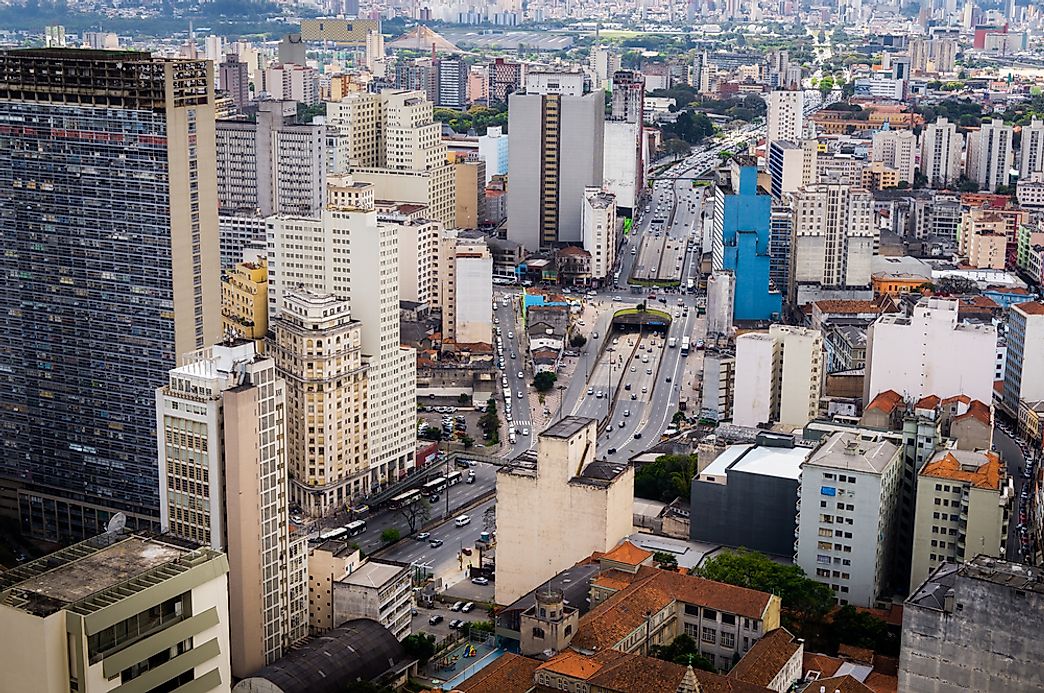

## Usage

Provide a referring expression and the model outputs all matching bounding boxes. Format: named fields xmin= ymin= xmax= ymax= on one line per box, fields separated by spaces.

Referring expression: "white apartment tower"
xmin=1019 ymin=118 xmax=1044 ymax=181
xmin=581 ymin=187 xmax=618 ymax=281
xmin=865 ymin=298 xmax=998 ymax=405
xmin=920 ymin=117 xmax=964 ymax=188
xmin=270 ymin=291 xmax=369 ymax=513
xmin=871 ymin=128 xmax=918 ymax=185
xmin=438 ymin=231 xmax=494 ymax=344
xmin=788 ymin=184 xmax=877 ymax=303
xmin=266 ymin=204 xmax=417 ymax=488
xmin=966 ymin=119 xmax=1014 ymax=192
xmin=732 ymin=326 xmax=823 ymax=429
xmin=795 ymin=430 xmax=903 ymax=607
xmin=765 ymin=89 xmax=804 ymax=156
xmin=156 ymin=340 xmax=308 ymax=676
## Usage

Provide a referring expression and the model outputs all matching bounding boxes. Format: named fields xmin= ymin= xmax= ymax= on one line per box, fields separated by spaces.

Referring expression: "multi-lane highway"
xmin=493 ymin=293 xmax=534 ymax=456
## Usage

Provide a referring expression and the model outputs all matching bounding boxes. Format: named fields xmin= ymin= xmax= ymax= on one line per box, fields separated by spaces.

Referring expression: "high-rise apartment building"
xmin=219 ymin=53 xmax=249 ymax=111
xmin=603 ymin=71 xmax=645 ymax=213
xmin=871 ymin=128 xmax=917 ymax=184
xmin=732 ymin=325 xmax=822 ymax=429
xmin=507 ymin=72 xmax=605 ymax=250
xmin=270 ymin=291 xmax=369 ymax=512
xmin=1019 ymin=118 xmax=1044 ymax=180
xmin=588 ymin=45 xmax=622 ymax=89
xmin=909 ymin=449 xmax=1012 ymax=592
xmin=222 ymin=258 xmax=269 ymax=348
xmin=487 ymin=57 xmax=523 ymax=103
xmin=263 ymin=62 xmax=319 ymax=105
xmin=711 ymin=158 xmax=782 ymax=321
xmin=0 ymin=531 xmax=232 ymax=693
xmin=581 ymin=187 xmax=618 ymax=282
xmin=438 ymin=232 xmax=494 ymax=344
xmin=478 ymin=125 xmax=509 ymax=184
xmin=156 ymin=340 xmax=308 ymax=675
xmin=788 ymin=183 xmax=877 ymax=304
xmin=436 ymin=56 xmax=468 ymax=108
xmin=769 ymin=204 xmax=793 ymax=293
xmin=326 ymin=92 xmax=380 ymax=172
xmin=451 ymin=154 xmax=486 ymax=228
xmin=795 ymin=430 xmax=903 ymax=607
xmin=865 ymin=298 xmax=997 ymax=405
xmin=1002 ymin=301 xmax=1044 ymax=413
xmin=764 ymin=89 xmax=804 ymax=156
xmin=767 ymin=139 xmax=817 ymax=200
xmin=920 ymin=117 xmax=964 ymax=188
xmin=394 ymin=58 xmax=437 ymax=103
xmin=266 ymin=204 xmax=417 ymax=488
xmin=0 ymin=49 xmax=221 ymax=540
xmin=966 ymin=118 xmax=1013 ymax=192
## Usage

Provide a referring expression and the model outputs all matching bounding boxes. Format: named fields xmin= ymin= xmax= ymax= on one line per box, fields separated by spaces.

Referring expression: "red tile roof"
xmin=1014 ymin=301 xmax=1044 ymax=316
xmin=866 ymin=390 xmax=903 ymax=414
xmin=914 ymin=395 xmax=940 ymax=410
xmin=803 ymin=653 xmax=843 ymax=678
xmin=600 ymin=541 xmax=654 ymax=566
xmin=920 ymin=450 xmax=1004 ymax=490
xmin=953 ymin=400 xmax=991 ymax=426
xmin=453 ymin=653 xmax=541 ymax=693
xmin=814 ymin=674 xmax=875 ymax=693
xmin=728 ymin=628 xmax=801 ymax=687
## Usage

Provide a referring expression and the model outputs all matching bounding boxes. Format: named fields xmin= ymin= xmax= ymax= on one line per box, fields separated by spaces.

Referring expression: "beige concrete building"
xmin=307 ymin=539 xmax=362 ymax=634
xmin=327 ymin=173 xmax=375 ymax=210
xmin=389 ymin=213 xmax=443 ymax=307
xmin=909 ymin=449 xmax=1013 ymax=592
xmin=452 ymin=153 xmax=486 ymax=228
xmin=333 ymin=561 xmax=413 ymax=640
xmin=222 ymin=258 xmax=269 ymax=349
xmin=733 ymin=325 xmax=822 ymax=429
xmin=495 ymin=417 xmax=635 ymax=605
xmin=0 ymin=532 xmax=232 ymax=693
xmin=871 ymin=128 xmax=917 ymax=184
xmin=581 ymin=187 xmax=618 ymax=282
xmin=270 ymin=290 xmax=369 ymax=514
xmin=156 ymin=340 xmax=309 ymax=676
xmin=439 ymin=230 xmax=494 ymax=344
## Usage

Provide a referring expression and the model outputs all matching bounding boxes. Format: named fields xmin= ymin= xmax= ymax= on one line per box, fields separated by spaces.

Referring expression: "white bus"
xmin=319 ymin=527 xmax=348 ymax=541
xmin=446 ymin=470 xmax=463 ymax=486
xmin=422 ymin=477 xmax=447 ymax=494
xmin=344 ymin=520 xmax=367 ymax=537
xmin=390 ymin=489 xmax=422 ymax=508
xmin=680 ymin=336 xmax=691 ymax=355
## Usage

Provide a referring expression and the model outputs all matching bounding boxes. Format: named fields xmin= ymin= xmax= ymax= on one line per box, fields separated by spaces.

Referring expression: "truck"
xmin=668 ymin=337 xmax=677 ymax=348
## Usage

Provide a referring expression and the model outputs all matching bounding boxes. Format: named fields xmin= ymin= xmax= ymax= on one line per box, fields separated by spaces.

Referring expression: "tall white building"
xmin=264 ymin=63 xmax=319 ymax=105
xmin=581 ymin=187 xmax=618 ymax=281
xmin=871 ymin=128 xmax=918 ymax=185
xmin=765 ymin=90 xmax=804 ymax=156
xmin=478 ymin=125 xmax=509 ymax=184
xmin=788 ymin=184 xmax=877 ymax=303
xmin=966 ymin=119 xmax=1014 ymax=192
xmin=588 ymin=45 xmax=622 ymax=89
xmin=438 ymin=230 xmax=493 ymax=344
xmin=732 ymin=326 xmax=823 ymax=429
xmin=795 ymin=430 xmax=903 ymax=607
xmin=156 ymin=340 xmax=308 ymax=676
xmin=267 ymin=204 xmax=417 ymax=487
xmin=920 ymin=117 xmax=964 ymax=188
xmin=865 ymin=298 xmax=997 ymax=405
xmin=1019 ymin=118 xmax=1044 ymax=180
xmin=1001 ymin=301 xmax=1044 ymax=413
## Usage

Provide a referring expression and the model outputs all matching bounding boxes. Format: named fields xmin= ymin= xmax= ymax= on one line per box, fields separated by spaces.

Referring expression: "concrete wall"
xmin=733 ymin=333 xmax=777 ymax=428
xmin=690 ymin=470 xmax=799 ymax=558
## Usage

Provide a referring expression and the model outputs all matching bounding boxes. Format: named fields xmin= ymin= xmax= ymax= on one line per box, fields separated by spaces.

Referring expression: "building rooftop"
xmin=728 ymin=627 xmax=801 ymax=688
xmin=865 ymin=390 xmax=903 ymax=415
xmin=1014 ymin=300 xmax=1044 ymax=316
xmin=699 ymin=441 xmax=810 ymax=481
xmin=342 ymin=560 xmax=405 ymax=588
xmin=598 ymin=541 xmax=653 ymax=567
xmin=806 ymin=431 xmax=899 ymax=475
xmin=543 ymin=416 xmax=594 ymax=440
xmin=909 ymin=555 xmax=1044 ymax=612
xmin=920 ymin=450 xmax=1004 ymax=490
xmin=453 ymin=653 xmax=540 ymax=693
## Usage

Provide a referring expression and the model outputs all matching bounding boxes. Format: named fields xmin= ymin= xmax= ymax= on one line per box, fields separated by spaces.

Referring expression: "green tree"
xmin=827 ymin=605 xmax=898 ymax=655
xmin=479 ymin=398 xmax=501 ymax=444
xmin=570 ymin=333 xmax=588 ymax=348
xmin=461 ymin=435 xmax=475 ymax=449
xmin=533 ymin=371 xmax=558 ymax=392
xmin=818 ymin=75 xmax=835 ymax=95
xmin=419 ymin=427 xmax=443 ymax=441
xmin=649 ymin=634 xmax=716 ymax=671
xmin=402 ymin=633 xmax=437 ymax=663
xmin=653 ymin=551 xmax=678 ymax=570
xmin=458 ymin=393 xmax=472 ymax=405
xmin=634 ymin=454 xmax=698 ymax=503
xmin=380 ymin=528 xmax=401 ymax=544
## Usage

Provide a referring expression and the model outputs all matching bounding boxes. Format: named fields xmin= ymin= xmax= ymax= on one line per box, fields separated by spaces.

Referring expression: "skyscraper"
xmin=920 ymin=117 xmax=964 ymax=188
xmin=436 ymin=56 xmax=468 ymax=108
xmin=487 ymin=57 xmax=523 ymax=104
xmin=871 ymin=127 xmax=918 ymax=185
xmin=764 ymin=89 xmax=804 ymax=156
xmin=507 ymin=72 xmax=605 ymax=250
xmin=1019 ymin=118 xmax=1044 ymax=180
xmin=966 ymin=118 xmax=1014 ymax=193
xmin=1002 ymin=301 xmax=1044 ymax=414
xmin=0 ymin=49 xmax=221 ymax=540
xmin=219 ymin=52 xmax=249 ymax=111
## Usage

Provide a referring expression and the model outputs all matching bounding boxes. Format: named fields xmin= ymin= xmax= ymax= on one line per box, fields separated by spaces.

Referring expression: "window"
xmin=721 ymin=632 xmax=735 ymax=648
xmin=532 ymin=627 xmax=545 ymax=639
xmin=702 ymin=626 xmax=716 ymax=644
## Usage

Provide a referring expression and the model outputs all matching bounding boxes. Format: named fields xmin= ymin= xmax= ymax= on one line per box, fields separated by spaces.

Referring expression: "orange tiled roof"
xmin=591 ymin=573 xmax=636 ymax=592
xmin=920 ymin=450 xmax=1003 ymax=490
xmin=601 ymin=540 xmax=654 ymax=566
xmin=952 ymin=399 xmax=991 ymax=426
xmin=813 ymin=300 xmax=886 ymax=314
xmin=455 ymin=653 xmax=540 ymax=693
xmin=728 ymin=628 xmax=801 ymax=687
xmin=866 ymin=390 xmax=903 ymax=414
xmin=915 ymin=395 xmax=940 ymax=410
xmin=1014 ymin=301 xmax=1044 ymax=316
xmin=803 ymin=652 xmax=843 ymax=677
xmin=537 ymin=650 xmax=606 ymax=680
xmin=814 ymin=674 xmax=875 ymax=693
xmin=838 ymin=643 xmax=874 ymax=665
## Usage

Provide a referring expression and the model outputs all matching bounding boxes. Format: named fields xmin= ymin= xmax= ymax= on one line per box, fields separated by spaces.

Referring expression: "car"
xmin=429 ymin=538 xmax=444 ymax=548
xmin=471 ymin=577 xmax=490 ymax=586
xmin=595 ymin=391 xmax=604 ymax=399
xmin=578 ymin=320 xmax=586 ymax=326
xmin=618 ymin=421 xmax=626 ymax=428
xmin=465 ymin=475 xmax=476 ymax=484
xmin=449 ymin=619 xmax=464 ymax=629
xmin=625 ymin=383 xmax=632 ymax=391
xmin=428 ymin=493 xmax=440 ymax=503
xmin=607 ymin=447 xmax=617 ymax=455
xmin=624 ymin=410 xmax=630 ymax=417
xmin=462 ymin=547 xmax=474 ymax=556
xmin=630 ymin=393 xmax=638 ymax=400
xmin=417 ymin=532 xmax=431 ymax=541
xmin=522 ymin=427 xmax=530 ymax=435
xmin=634 ymin=432 xmax=643 ymax=439
xmin=613 ymin=296 xmax=622 ymax=301
xmin=593 ymin=332 xmax=600 ymax=339
xmin=462 ymin=602 xmax=475 ymax=612
xmin=588 ymin=387 xmax=594 ymax=395
xmin=646 ymin=368 xmax=653 ymax=375
xmin=455 ymin=514 xmax=471 ymax=527
xmin=511 ymin=352 xmax=517 ymax=359
xmin=507 ymin=332 xmax=514 ymax=339
xmin=451 ymin=601 xmax=464 ymax=612
xmin=666 ymin=376 xmax=672 ymax=382
xmin=493 ymin=317 xmax=499 ymax=324
xmin=642 ymin=386 xmax=648 ymax=393
xmin=429 ymin=614 xmax=444 ymax=626
xmin=517 ymin=391 xmax=524 ymax=399
xmin=630 ymin=366 xmax=636 ymax=372
xmin=517 ymin=370 xmax=524 ymax=378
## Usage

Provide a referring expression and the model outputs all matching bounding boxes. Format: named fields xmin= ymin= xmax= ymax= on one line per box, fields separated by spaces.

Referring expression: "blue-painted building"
xmin=712 ymin=158 xmax=783 ymax=321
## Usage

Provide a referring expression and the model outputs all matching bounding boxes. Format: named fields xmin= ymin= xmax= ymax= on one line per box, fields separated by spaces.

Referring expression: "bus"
xmin=344 ymin=520 xmax=367 ymax=537
xmin=318 ymin=527 xmax=348 ymax=541
xmin=680 ymin=336 xmax=691 ymax=355
xmin=446 ymin=470 xmax=463 ymax=486
xmin=390 ymin=489 xmax=422 ymax=508
xmin=422 ymin=477 xmax=447 ymax=494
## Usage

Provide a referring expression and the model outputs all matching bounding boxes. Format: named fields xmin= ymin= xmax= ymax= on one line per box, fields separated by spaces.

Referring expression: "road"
xmin=994 ymin=422 xmax=1036 ymax=563
xmin=494 ymin=293 xmax=534 ymax=456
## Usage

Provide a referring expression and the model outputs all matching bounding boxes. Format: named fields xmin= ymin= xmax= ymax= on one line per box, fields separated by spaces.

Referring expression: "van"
xmin=454 ymin=514 xmax=471 ymax=527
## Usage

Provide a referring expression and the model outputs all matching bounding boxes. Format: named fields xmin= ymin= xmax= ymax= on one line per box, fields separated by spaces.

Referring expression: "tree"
xmin=827 ymin=605 xmax=898 ymax=656
xmin=402 ymin=633 xmax=436 ymax=663
xmin=461 ymin=435 xmax=475 ymax=449
xmin=818 ymin=75 xmax=835 ymax=96
xmin=634 ymin=454 xmax=698 ymax=503
xmin=896 ymin=180 xmax=910 ymax=189
xmin=653 ymin=551 xmax=678 ymax=570
xmin=457 ymin=393 xmax=471 ymax=405
xmin=533 ymin=371 xmax=557 ymax=392
xmin=419 ymin=427 xmax=443 ymax=441
xmin=479 ymin=398 xmax=500 ymax=444
xmin=649 ymin=634 xmax=716 ymax=671
xmin=380 ymin=528 xmax=401 ymax=544
xmin=396 ymin=497 xmax=431 ymax=533
xmin=664 ymin=137 xmax=692 ymax=156
xmin=570 ymin=333 xmax=588 ymax=348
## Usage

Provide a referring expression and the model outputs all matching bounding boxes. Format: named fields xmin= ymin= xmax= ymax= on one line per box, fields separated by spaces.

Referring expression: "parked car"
xmin=451 ymin=601 xmax=464 ymax=612
xmin=471 ymin=576 xmax=490 ymax=586
xmin=429 ymin=614 xmax=444 ymax=626
xmin=462 ymin=602 xmax=475 ymax=612
xmin=416 ymin=532 xmax=431 ymax=541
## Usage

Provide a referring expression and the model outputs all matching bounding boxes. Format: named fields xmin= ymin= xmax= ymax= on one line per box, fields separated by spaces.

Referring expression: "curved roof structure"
xmin=233 ymin=619 xmax=411 ymax=693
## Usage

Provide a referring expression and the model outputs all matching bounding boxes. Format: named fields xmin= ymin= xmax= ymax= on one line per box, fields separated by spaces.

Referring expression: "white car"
xmin=588 ymin=387 xmax=594 ymax=395
xmin=507 ymin=331 xmax=514 ymax=339
xmin=517 ymin=391 xmax=524 ymax=399
xmin=522 ymin=427 xmax=530 ymax=435
xmin=517 ymin=370 xmax=524 ymax=378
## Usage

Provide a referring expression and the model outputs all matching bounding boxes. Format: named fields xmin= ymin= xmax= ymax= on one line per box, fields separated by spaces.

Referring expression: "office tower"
xmin=264 ymin=63 xmax=320 ymax=105
xmin=507 ymin=72 xmax=605 ymax=251
xmin=0 ymin=531 xmax=232 ymax=693
xmin=157 ymin=340 xmax=308 ymax=675
xmin=865 ymin=298 xmax=997 ymax=405
xmin=588 ymin=45 xmax=622 ymax=89
xmin=769 ymin=204 xmax=792 ymax=293
xmin=391 ymin=212 xmax=443 ymax=307
xmin=478 ymin=125 xmax=509 ymax=184
xmin=604 ymin=71 xmax=645 ymax=213
xmin=267 ymin=203 xmax=417 ymax=489
xmin=1002 ymin=301 xmax=1044 ymax=414
xmin=788 ymin=184 xmax=877 ymax=304
xmin=451 ymin=154 xmax=486 ymax=228
xmin=733 ymin=325 xmax=822 ymax=429
xmin=581 ymin=187 xmax=618 ymax=281
xmin=611 ymin=70 xmax=645 ymax=123
xmin=920 ymin=117 xmax=964 ymax=188
xmin=767 ymin=139 xmax=816 ymax=200
xmin=44 ymin=25 xmax=65 ymax=47
xmin=219 ymin=53 xmax=249 ymax=111
xmin=394 ymin=57 xmax=437 ymax=103
xmin=909 ymin=450 xmax=1012 ymax=592
xmin=278 ymin=33 xmax=306 ymax=65
xmin=270 ymin=291 xmax=369 ymax=512
xmin=871 ymin=128 xmax=917 ymax=184
xmin=795 ymin=430 xmax=903 ymax=607
xmin=487 ymin=57 xmax=523 ymax=104
xmin=222 ymin=258 xmax=269 ymax=348
xmin=764 ymin=89 xmax=804 ymax=156
xmin=706 ymin=270 xmax=736 ymax=336
xmin=0 ymin=49 xmax=221 ymax=540
xmin=710 ymin=158 xmax=782 ymax=321
xmin=436 ymin=56 xmax=468 ymax=108
xmin=81 ymin=31 xmax=119 ymax=50
xmin=438 ymin=232 xmax=494 ymax=344
xmin=1020 ymin=118 xmax=1044 ymax=180
xmin=326 ymin=92 xmax=381 ymax=172
xmin=966 ymin=119 xmax=1014 ymax=192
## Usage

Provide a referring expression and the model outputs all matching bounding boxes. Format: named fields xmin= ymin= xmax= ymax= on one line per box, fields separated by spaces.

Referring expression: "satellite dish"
xmin=106 ymin=512 xmax=127 ymax=535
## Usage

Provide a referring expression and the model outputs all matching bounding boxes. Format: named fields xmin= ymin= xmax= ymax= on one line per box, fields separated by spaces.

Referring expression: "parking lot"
xmin=411 ymin=599 xmax=492 ymax=641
